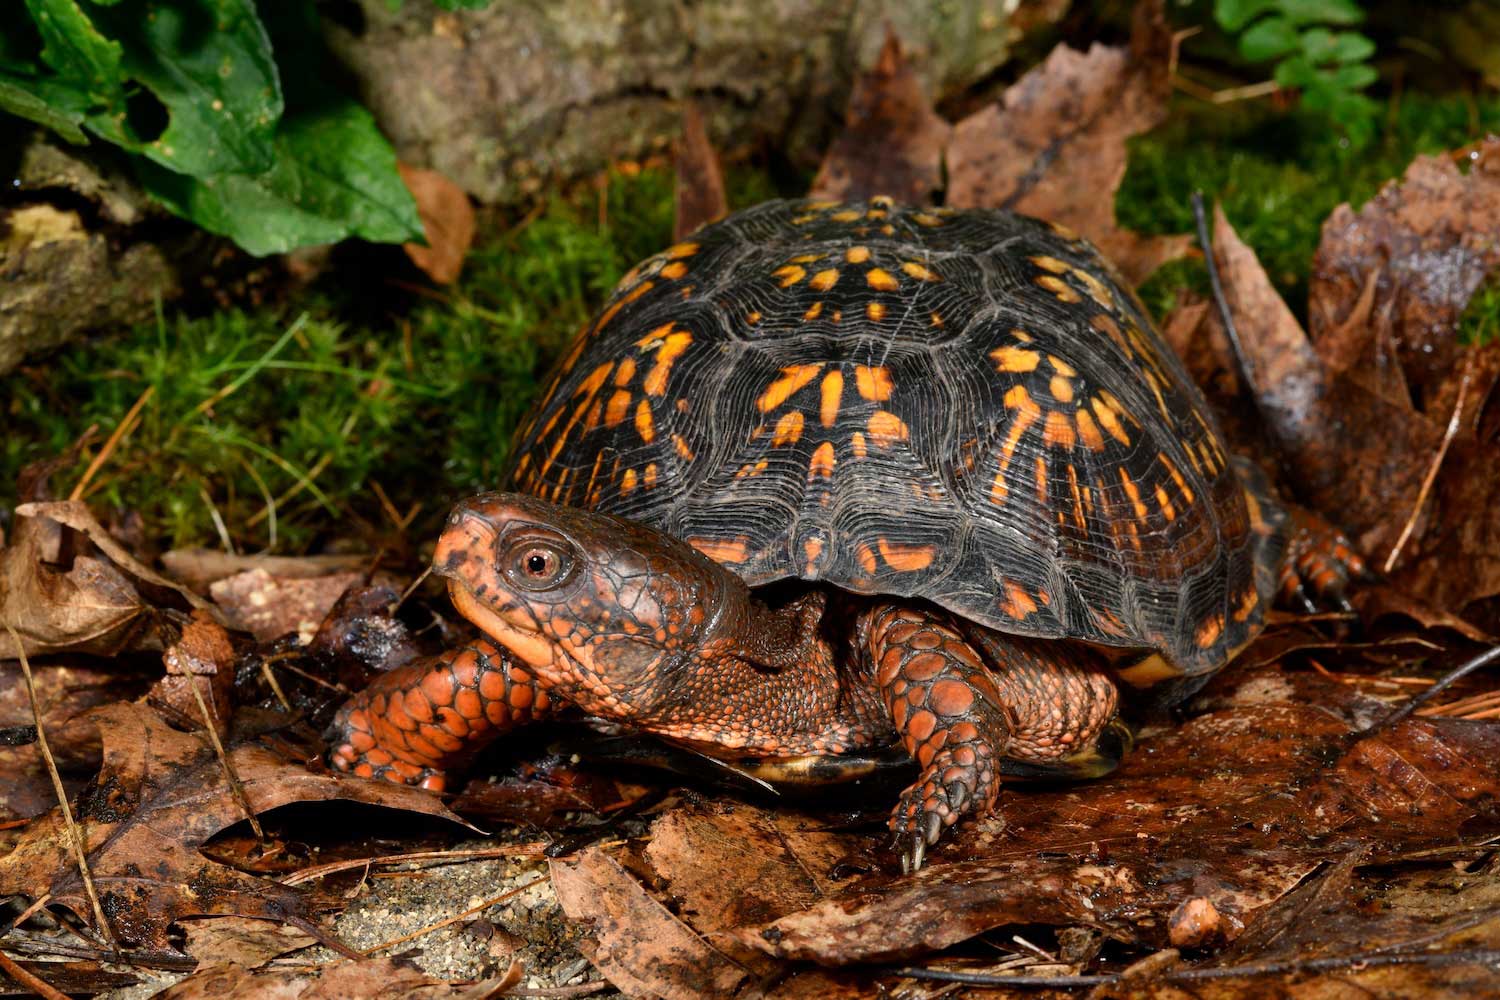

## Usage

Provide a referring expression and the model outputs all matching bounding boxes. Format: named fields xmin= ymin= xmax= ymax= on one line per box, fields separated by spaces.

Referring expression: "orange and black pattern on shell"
xmin=508 ymin=198 xmax=1262 ymax=676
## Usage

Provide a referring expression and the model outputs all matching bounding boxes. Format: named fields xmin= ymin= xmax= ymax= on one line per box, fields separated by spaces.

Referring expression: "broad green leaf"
xmin=1239 ymin=16 xmax=1301 ymax=61
xmin=1329 ymin=61 xmax=1378 ymax=89
xmin=1300 ymin=27 xmax=1375 ymax=64
xmin=138 ymin=98 xmax=421 ymax=255
xmin=23 ymin=0 xmax=123 ymax=101
xmin=1273 ymin=55 xmax=1320 ymax=88
xmin=0 ymin=71 xmax=88 ymax=142
xmin=83 ymin=0 xmax=281 ymax=177
xmin=433 ymin=0 xmax=492 ymax=8
xmin=1276 ymin=0 xmax=1365 ymax=26
xmin=1213 ymin=0 xmax=1280 ymax=33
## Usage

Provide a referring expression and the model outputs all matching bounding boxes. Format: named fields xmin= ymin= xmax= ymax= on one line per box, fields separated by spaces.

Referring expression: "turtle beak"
xmin=432 ymin=497 xmax=503 ymax=581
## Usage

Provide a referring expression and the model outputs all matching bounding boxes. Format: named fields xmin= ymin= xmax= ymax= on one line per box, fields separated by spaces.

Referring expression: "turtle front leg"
xmin=328 ymin=638 xmax=553 ymax=790
xmin=867 ymin=604 xmax=1120 ymax=872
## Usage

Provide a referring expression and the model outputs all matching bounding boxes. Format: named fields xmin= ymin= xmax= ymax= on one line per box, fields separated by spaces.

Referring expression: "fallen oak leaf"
xmin=946 ymin=0 xmax=1189 ymax=283
xmin=0 ymin=702 xmax=472 ymax=954
xmin=150 ymin=613 xmax=239 ymax=739
xmin=810 ymin=29 xmax=950 ymax=205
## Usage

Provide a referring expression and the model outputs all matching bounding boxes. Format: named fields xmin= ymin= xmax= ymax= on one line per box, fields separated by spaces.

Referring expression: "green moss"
xmin=1458 ymin=271 xmax=1500 ymax=346
xmin=0 ymin=164 xmax=790 ymax=551
xmin=1120 ymin=92 xmax=1500 ymax=318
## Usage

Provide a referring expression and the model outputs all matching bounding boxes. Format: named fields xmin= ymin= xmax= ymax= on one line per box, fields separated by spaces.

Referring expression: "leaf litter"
xmin=5 ymin=1 xmax=1500 ymax=995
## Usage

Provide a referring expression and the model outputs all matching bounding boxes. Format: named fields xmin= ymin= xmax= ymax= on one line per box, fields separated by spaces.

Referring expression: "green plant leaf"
xmin=433 ymin=0 xmax=492 ymax=8
xmin=1300 ymin=27 xmax=1375 ymax=64
xmin=81 ymin=0 xmax=282 ymax=177
xmin=1275 ymin=0 xmax=1365 ymax=26
xmin=137 ymin=97 xmax=421 ymax=255
xmin=24 ymin=0 xmax=123 ymax=101
xmin=0 ymin=71 xmax=89 ymax=141
xmin=1240 ymin=16 xmax=1301 ymax=61
xmin=1273 ymin=54 xmax=1319 ymax=88
xmin=1328 ymin=61 xmax=1378 ymax=89
xmin=1213 ymin=0 xmax=1280 ymax=33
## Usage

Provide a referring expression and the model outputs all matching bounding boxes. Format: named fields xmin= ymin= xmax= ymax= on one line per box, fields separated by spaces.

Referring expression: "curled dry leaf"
xmin=399 ymin=161 xmax=476 ymax=285
xmin=946 ymin=0 xmax=1189 ymax=283
xmin=809 ymin=29 xmax=950 ymax=205
xmin=674 ymin=101 xmax=729 ymax=240
xmin=0 ymin=702 xmax=471 ymax=953
xmin=150 ymin=614 xmax=239 ymax=739
xmin=1 ymin=500 xmax=206 ymax=660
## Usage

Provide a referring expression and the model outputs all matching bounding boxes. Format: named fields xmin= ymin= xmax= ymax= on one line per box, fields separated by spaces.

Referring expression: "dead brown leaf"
xmin=150 ymin=614 xmax=239 ymax=738
xmin=1311 ymin=140 xmax=1500 ymax=400
xmin=0 ymin=702 xmax=470 ymax=953
xmin=1209 ymin=205 xmax=1445 ymax=561
xmin=946 ymin=1 xmax=1189 ymax=283
xmin=179 ymin=915 xmax=317 ymax=969
xmin=0 ymin=501 xmax=186 ymax=660
xmin=0 ymin=661 xmax=148 ymax=819
xmin=155 ymin=956 xmax=516 ymax=999
xmin=1297 ymin=140 xmax=1500 ymax=613
xmin=674 ymin=101 xmax=729 ymax=240
xmin=594 ymin=668 xmax=1500 ymax=971
xmin=161 ymin=549 xmax=372 ymax=595
xmin=550 ymin=845 xmax=750 ymax=998
xmin=809 ymin=29 xmax=951 ymax=205
xmin=210 ymin=568 xmax=368 ymax=644
xmin=399 ymin=161 xmax=476 ymax=285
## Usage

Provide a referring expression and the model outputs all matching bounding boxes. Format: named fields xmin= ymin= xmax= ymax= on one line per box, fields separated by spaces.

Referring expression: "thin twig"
xmin=1192 ymin=192 xmax=1265 ymax=429
xmin=1384 ymin=350 xmax=1475 ymax=573
xmin=4 ymin=624 xmax=116 ymax=950
xmin=199 ymin=484 xmax=237 ymax=556
xmin=70 ymin=385 xmax=155 ymax=501
xmin=1363 ymin=644 xmax=1500 ymax=736
xmin=182 ymin=672 xmax=264 ymax=840
xmin=281 ymin=844 xmax=548 ymax=886
xmin=0 ymin=949 xmax=71 ymax=1000
xmin=360 ymin=875 xmax=549 ymax=956
xmin=395 ymin=565 xmax=434 ymax=613
xmin=892 ymin=947 xmax=1500 ymax=988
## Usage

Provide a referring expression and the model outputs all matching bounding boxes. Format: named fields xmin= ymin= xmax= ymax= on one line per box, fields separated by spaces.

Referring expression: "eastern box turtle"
xmin=331 ymin=198 xmax=1365 ymax=869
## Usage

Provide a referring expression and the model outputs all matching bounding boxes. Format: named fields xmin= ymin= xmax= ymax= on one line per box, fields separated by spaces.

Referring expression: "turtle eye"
xmin=502 ymin=538 xmax=575 ymax=591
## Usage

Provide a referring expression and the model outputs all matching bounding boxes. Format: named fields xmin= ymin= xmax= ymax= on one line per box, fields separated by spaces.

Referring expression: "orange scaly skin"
xmin=328 ymin=493 xmax=1128 ymax=868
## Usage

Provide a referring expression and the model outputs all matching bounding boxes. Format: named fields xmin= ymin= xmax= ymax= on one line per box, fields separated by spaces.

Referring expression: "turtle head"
xmin=432 ymin=492 xmax=740 ymax=717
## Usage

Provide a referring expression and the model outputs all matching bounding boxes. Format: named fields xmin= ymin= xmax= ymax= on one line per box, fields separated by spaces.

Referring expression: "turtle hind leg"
xmin=1279 ymin=506 xmax=1372 ymax=612
xmin=1235 ymin=455 xmax=1371 ymax=613
xmin=866 ymin=604 xmax=1120 ymax=872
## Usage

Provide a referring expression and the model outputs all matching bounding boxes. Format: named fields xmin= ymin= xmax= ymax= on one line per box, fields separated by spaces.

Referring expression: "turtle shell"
xmin=506 ymin=198 xmax=1266 ymax=677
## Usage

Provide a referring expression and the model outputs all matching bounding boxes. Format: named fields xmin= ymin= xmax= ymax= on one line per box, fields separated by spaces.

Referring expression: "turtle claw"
xmin=900 ymin=832 xmax=927 ymax=875
xmin=1280 ymin=509 xmax=1370 ymax=614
